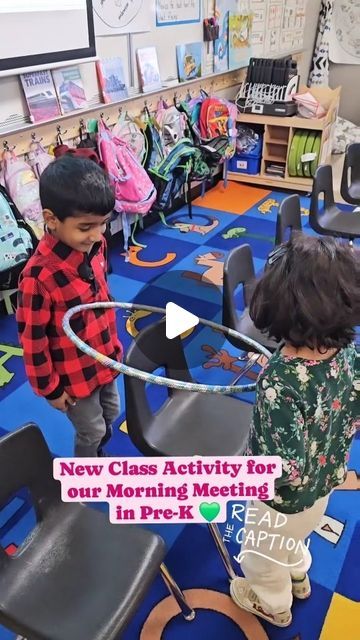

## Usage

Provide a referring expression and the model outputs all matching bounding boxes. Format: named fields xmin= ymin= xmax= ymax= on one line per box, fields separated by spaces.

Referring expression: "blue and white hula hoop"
xmin=62 ymin=302 xmax=271 ymax=395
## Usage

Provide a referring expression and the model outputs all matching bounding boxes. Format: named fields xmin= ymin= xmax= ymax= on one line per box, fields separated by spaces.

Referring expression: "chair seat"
xmin=349 ymin=184 xmax=360 ymax=201
xmin=236 ymin=307 xmax=278 ymax=351
xmin=0 ymin=503 xmax=165 ymax=640
xmin=318 ymin=209 xmax=360 ymax=239
xmin=147 ymin=392 xmax=253 ymax=456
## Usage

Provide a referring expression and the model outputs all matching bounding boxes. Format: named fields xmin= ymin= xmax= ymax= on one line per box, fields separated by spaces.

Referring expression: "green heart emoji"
xmin=199 ymin=502 xmax=221 ymax=522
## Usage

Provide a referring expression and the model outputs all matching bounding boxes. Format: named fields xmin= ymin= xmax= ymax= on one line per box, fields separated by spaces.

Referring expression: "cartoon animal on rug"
xmin=222 ymin=227 xmax=274 ymax=243
xmin=122 ymin=246 xmax=176 ymax=267
xmin=173 ymin=215 xmax=219 ymax=236
xmin=258 ymin=198 xmax=309 ymax=216
xmin=182 ymin=251 xmax=224 ymax=287
xmin=0 ymin=343 xmax=23 ymax=388
xmin=201 ymin=345 xmax=258 ymax=380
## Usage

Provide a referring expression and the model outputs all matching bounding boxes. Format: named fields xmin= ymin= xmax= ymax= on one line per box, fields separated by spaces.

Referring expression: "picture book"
xmin=228 ymin=13 xmax=253 ymax=70
xmin=52 ymin=66 xmax=88 ymax=114
xmin=214 ymin=0 xmax=241 ymax=72
xmin=20 ymin=70 xmax=61 ymax=123
xmin=136 ymin=47 xmax=162 ymax=93
xmin=214 ymin=0 xmax=229 ymax=73
xmin=176 ymin=42 xmax=202 ymax=83
xmin=96 ymin=57 xmax=128 ymax=104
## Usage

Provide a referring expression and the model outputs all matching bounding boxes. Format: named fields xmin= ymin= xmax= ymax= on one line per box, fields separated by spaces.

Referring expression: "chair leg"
xmin=231 ymin=352 xmax=261 ymax=386
xmin=208 ymin=523 xmax=238 ymax=581
xmin=160 ymin=563 xmax=196 ymax=621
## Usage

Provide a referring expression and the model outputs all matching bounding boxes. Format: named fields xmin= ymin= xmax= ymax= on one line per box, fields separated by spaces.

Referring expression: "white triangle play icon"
xmin=166 ymin=302 xmax=199 ymax=340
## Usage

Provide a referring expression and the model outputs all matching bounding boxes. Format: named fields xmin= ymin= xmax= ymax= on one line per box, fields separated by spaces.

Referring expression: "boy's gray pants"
xmin=67 ymin=380 xmax=120 ymax=457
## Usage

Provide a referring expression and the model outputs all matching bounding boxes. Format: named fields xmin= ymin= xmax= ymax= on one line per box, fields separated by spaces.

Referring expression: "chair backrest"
xmin=222 ymin=244 xmax=255 ymax=334
xmin=341 ymin=143 xmax=360 ymax=204
xmin=124 ymin=320 xmax=193 ymax=455
xmin=0 ymin=424 xmax=60 ymax=567
xmin=275 ymin=194 xmax=302 ymax=245
xmin=310 ymin=164 xmax=336 ymax=233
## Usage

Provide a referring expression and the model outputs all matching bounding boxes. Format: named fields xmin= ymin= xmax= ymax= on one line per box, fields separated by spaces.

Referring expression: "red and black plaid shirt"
xmin=16 ymin=233 xmax=122 ymax=400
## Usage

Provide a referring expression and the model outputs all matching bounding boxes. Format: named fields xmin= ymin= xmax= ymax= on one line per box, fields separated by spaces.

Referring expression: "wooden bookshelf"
xmin=229 ymin=86 xmax=340 ymax=192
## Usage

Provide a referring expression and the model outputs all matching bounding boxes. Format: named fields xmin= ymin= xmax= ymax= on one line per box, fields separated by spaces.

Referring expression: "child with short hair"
xmin=17 ymin=155 xmax=122 ymax=457
xmin=231 ymin=234 xmax=360 ymax=627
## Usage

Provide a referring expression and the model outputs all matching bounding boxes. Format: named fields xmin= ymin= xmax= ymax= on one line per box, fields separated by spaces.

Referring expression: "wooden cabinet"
xmin=229 ymin=87 xmax=340 ymax=192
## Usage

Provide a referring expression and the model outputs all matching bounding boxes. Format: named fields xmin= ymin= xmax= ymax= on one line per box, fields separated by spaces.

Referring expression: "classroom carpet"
xmin=0 ymin=182 xmax=359 ymax=640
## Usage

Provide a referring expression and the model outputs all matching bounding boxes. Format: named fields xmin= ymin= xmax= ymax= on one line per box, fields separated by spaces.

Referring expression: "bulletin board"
xmin=249 ymin=0 xmax=307 ymax=57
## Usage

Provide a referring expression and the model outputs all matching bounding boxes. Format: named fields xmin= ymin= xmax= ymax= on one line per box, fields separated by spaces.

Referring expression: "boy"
xmin=17 ymin=155 xmax=122 ymax=457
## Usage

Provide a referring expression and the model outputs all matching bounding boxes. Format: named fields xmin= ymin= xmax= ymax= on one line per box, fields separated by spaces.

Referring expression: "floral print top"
xmin=247 ymin=344 xmax=360 ymax=514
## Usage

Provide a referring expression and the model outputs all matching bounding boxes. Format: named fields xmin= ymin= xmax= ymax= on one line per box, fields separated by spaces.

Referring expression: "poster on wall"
xmin=214 ymin=0 xmax=240 ymax=73
xmin=93 ymin=0 xmax=153 ymax=36
xmin=251 ymin=0 xmax=266 ymax=56
xmin=329 ymin=0 xmax=360 ymax=65
xmin=280 ymin=0 xmax=306 ymax=51
xmin=156 ymin=0 xmax=201 ymax=26
xmin=228 ymin=13 xmax=252 ymax=70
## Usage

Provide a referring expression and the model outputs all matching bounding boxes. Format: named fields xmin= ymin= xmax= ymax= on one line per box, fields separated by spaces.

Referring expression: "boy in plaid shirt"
xmin=17 ymin=156 xmax=123 ymax=457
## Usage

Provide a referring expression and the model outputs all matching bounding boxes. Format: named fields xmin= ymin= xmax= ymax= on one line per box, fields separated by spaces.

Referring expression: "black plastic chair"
xmin=124 ymin=319 xmax=253 ymax=457
xmin=341 ymin=143 xmax=360 ymax=205
xmin=310 ymin=164 xmax=360 ymax=240
xmin=223 ymin=244 xmax=278 ymax=353
xmin=124 ymin=319 xmax=254 ymax=582
xmin=275 ymin=194 xmax=302 ymax=245
xmin=0 ymin=424 xmax=194 ymax=640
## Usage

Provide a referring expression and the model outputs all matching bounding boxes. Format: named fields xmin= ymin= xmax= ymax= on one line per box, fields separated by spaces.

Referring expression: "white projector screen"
xmin=0 ymin=0 xmax=96 ymax=77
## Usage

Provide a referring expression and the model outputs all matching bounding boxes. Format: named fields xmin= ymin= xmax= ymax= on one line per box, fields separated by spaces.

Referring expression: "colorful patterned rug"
xmin=0 ymin=182 xmax=359 ymax=639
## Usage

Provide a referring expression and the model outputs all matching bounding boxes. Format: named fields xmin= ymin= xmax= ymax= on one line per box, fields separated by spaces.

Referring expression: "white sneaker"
xmin=291 ymin=573 xmax=311 ymax=599
xmin=230 ymin=577 xmax=292 ymax=628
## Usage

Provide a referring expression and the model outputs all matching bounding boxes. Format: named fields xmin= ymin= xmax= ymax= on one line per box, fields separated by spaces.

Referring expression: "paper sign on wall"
xmin=93 ymin=0 xmax=152 ymax=36
xmin=156 ymin=0 xmax=201 ymax=26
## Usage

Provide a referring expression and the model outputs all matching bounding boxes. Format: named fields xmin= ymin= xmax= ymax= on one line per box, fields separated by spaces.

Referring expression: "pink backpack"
xmin=28 ymin=141 xmax=54 ymax=179
xmin=2 ymin=150 xmax=44 ymax=236
xmin=97 ymin=119 xmax=156 ymax=216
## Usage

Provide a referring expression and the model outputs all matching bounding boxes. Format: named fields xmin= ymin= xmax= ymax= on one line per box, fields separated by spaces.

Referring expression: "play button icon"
xmin=166 ymin=302 xmax=199 ymax=340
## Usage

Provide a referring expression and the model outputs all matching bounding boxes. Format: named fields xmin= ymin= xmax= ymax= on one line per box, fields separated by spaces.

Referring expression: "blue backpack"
xmin=0 ymin=185 xmax=37 ymax=290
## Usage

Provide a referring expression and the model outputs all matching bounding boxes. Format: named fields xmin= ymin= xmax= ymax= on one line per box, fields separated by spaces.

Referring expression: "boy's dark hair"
xmin=40 ymin=155 xmax=115 ymax=220
xmin=250 ymin=233 xmax=360 ymax=350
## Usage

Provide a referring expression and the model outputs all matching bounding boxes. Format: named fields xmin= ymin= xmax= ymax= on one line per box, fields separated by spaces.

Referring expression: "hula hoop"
xmin=62 ymin=302 xmax=271 ymax=395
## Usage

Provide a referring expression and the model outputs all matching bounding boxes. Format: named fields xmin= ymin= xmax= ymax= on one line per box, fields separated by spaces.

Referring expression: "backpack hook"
xmin=31 ymin=132 xmax=43 ymax=144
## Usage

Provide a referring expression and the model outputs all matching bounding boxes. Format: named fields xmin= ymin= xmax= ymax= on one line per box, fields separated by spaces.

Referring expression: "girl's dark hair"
xmin=40 ymin=155 xmax=115 ymax=220
xmin=250 ymin=233 xmax=360 ymax=349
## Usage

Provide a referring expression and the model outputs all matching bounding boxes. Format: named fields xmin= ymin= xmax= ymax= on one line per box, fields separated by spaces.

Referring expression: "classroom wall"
xmin=298 ymin=0 xmax=321 ymax=85
xmin=0 ymin=1 xmax=214 ymax=131
xmin=301 ymin=0 xmax=360 ymax=127
xmin=0 ymin=0 xmax=327 ymax=135
xmin=330 ymin=64 xmax=360 ymax=126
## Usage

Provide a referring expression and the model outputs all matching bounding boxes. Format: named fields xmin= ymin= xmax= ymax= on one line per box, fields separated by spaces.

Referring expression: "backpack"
xmin=2 ymin=150 xmax=44 ymax=238
xmin=199 ymin=97 xmax=231 ymax=140
xmin=155 ymin=101 xmax=187 ymax=154
xmin=27 ymin=141 xmax=53 ymax=179
xmin=0 ymin=185 xmax=37 ymax=290
xmin=143 ymin=109 xmax=164 ymax=171
xmin=112 ymin=113 xmax=147 ymax=165
xmin=149 ymin=139 xmax=199 ymax=213
xmin=97 ymin=119 xmax=156 ymax=216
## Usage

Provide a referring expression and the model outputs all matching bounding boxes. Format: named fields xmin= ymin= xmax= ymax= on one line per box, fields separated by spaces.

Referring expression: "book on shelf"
xmin=52 ymin=66 xmax=88 ymax=114
xmin=136 ymin=47 xmax=162 ymax=93
xmin=96 ymin=58 xmax=128 ymax=104
xmin=20 ymin=70 xmax=61 ymax=123
xmin=176 ymin=42 xmax=202 ymax=83
xmin=228 ymin=12 xmax=253 ymax=71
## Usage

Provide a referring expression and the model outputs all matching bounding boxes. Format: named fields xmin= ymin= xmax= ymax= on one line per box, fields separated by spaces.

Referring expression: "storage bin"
xmin=229 ymin=137 xmax=263 ymax=175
